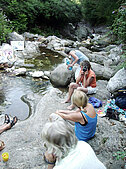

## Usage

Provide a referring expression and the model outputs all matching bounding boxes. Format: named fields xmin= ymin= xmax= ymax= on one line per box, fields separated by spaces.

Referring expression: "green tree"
xmin=0 ymin=0 xmax=82 ymax=34
xmin=80 ymin=0 xmax=125 ymax=25
xmin=7 ymin=0 xmax=28 ymax=33
xmin=0 ymin=9 xmax=12 ymax=44
xmin=41 ymin=0 xmax=81 ymax=24
xmin=111 ymin=4 xmax=126 ymax=43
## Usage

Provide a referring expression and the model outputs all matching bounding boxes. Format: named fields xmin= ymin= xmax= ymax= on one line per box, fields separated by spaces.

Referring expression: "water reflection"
xmin=0 ymin=50 xmax=64 ymax=120
xmin=25 ymin=47 xmax=64 ymax=71
xmin=2 ymin=75 xmax=52 ymax=120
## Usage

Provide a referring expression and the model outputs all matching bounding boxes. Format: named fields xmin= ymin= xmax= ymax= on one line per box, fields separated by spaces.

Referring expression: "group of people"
xmin=42 ymin=48 xmax=106 ymax=169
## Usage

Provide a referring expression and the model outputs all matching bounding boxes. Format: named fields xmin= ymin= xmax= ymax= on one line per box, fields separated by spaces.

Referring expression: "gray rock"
xmin=8 ymin=32 xmax=25 ymax=41
xmin=107 ymin=68 xmax=126 ymax=93
xmin=91 ymin=62 xmax=114 ymax=80
xmin=0 ymin=88 xmax=125 ymax=169
xmin=50 ymin=63 xmax=73 ymax=87
xmin=92 ymin=80 xmax=110 ymax=100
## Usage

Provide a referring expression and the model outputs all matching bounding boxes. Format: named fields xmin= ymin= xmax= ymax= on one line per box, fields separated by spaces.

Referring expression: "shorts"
xmin=75 ymin=66 xmax=81 ymax=80
xmin=87 ymin=86 xmax=97 ymax=94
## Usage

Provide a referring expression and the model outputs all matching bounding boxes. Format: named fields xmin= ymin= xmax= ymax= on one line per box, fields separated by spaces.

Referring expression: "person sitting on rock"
xmin=64 ymin=60 xmax=96 ymax=110
xmin=57 ymin=90 xmax=97 ymax=142
xmin=64 ymin=48 xmax=89 ymax=79
xmin=0 ymin=114 xmax=18 ymax=135
xmin=42 ymin=113 xmax=106 ymax=169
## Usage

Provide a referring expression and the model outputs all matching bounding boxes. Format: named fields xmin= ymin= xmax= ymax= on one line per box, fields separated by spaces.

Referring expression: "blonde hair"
xmin=42 ymin=115 xmax=77 ymax=161
xmin=72 ymin=90 xmax=88 ymax=110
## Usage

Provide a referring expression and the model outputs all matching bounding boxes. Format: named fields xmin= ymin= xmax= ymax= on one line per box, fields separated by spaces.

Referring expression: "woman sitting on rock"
xmin=42 ymin=113 xmax=106 ymax=169
xmin=57 ymin=90 xmax=97 ymax=142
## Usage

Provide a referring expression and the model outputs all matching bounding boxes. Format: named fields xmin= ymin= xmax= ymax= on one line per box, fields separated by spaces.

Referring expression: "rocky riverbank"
xmin=0 ymin=30 xmax=126 ymax=169
xmin=0 ymin=88 xmax=125 ymax=169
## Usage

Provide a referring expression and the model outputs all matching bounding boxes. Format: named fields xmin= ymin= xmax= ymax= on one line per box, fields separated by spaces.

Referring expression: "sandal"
xmin=0 ymin=140 xmax=5 ymax=151
xmin=4 ymin=114 xmax=10 ymax=124
xmin=11 ymin=116 xmax=18 ymax=127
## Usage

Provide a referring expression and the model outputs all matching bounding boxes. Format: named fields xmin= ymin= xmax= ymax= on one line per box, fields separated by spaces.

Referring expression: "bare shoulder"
xmin=86 ymin=103 xmax=96 ymax=117
xmin=88 ymin=103 xmax=94 ymax=109
xmin=70 ymin=50 xmax=76 ymax=56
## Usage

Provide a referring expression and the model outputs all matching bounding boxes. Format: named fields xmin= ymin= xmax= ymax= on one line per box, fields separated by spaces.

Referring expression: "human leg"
xmin=77 ymin=86 xmax=88 ymax=94
xmin=75 ymin=66 xmax=81 ymax=80
xmin=64 ymin=82 xmax=79 ymax=103
xmin=0 ymin=115 xmax=18 ymax=134
xmin=0 ymin=123 xmax=11 ymax=134
xmin=87 ymin=86 xmax=97 ymax=94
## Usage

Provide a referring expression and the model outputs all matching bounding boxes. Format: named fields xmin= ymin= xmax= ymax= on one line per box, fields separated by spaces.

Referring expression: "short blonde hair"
xmin=72 ymin=90 xmax=88 ymax=108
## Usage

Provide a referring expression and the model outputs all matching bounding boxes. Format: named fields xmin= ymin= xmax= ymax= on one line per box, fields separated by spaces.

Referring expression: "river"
xmin=0 ymin=49 xmax=64 ymax=121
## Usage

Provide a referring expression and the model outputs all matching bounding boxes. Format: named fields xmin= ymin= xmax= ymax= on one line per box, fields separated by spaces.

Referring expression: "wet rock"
xmin=13 ymin=68 xmax=27 ymax=76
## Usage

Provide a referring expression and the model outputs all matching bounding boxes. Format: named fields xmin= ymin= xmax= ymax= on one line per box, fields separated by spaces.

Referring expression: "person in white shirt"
xmin=42 ymin=113 xmax=106 ymax=169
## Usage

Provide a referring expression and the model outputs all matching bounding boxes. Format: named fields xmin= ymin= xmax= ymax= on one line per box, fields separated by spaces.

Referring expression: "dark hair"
xmin=64 ymin=48 xmax=71 ymax=54
xmin=80 ymin=60 xmax=91 ymax=70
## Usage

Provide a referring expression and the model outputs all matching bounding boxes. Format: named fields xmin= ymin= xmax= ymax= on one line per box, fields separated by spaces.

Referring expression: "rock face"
xmin=107 ymin=68 xmax=126 ymax=93
xmin=0 ymin=88 xmax=125 ymax=169
xmin=91 ymin=62 xmax=114 ymax=80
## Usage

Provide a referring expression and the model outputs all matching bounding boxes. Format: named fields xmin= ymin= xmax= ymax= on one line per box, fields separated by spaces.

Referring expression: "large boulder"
xmin=91 ymin=62 xmax=114 ymax=80
xmin=8 ymin=32 xmax=24 ymax=41
xmin=50 ymin=63 xmax=73 ymax=87
xmin=14 ymin=41 xmax=41 ymax=59
xmin=107 ymin=68 xmax=126 ymax=93
xmin=90 ymin=80 xmax=110 ymax=100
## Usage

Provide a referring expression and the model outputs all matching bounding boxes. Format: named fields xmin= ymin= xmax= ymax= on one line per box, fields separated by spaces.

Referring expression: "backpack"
xmin=115 ymin=88 xmax=126 ymax=109
xmin=104 ymin=108 xmax=120 ymax=121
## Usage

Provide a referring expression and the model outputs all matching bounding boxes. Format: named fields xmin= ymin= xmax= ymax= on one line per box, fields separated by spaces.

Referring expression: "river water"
xmin=0 ymin=49 xmax=64 ymax=121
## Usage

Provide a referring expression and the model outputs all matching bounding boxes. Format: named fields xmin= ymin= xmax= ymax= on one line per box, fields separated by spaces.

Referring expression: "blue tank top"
xmin=71 ymin=50 xmax=89 ymax=65
xmin=75 ymin=111 xmax=97 ymax=142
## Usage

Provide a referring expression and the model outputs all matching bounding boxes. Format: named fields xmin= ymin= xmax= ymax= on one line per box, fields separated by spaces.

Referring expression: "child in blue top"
xmin=56 ymin=90 xmax=97 ymax=141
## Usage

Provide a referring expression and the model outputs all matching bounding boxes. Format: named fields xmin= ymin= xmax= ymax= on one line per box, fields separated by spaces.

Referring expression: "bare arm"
xmin=56 ymin=109 xmax=76 ymax=114
xmin=69 ymin=51 xmax=79 ymax=67
xmin=82 ymin=70 xmax=94 ymax=87
xmin=44 ymin=152 xmax=56 ymax=169
xmin=83 ymin=75 xmax=94 ymax=88
xmin=76 ymin=70 xmax=83 ymax=84
xmin=47 ymin=164 xmax=55 ymax=169
xmin=56 ymin=110 xmax=82 ymax=122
